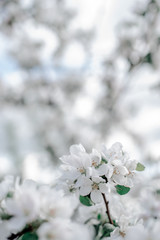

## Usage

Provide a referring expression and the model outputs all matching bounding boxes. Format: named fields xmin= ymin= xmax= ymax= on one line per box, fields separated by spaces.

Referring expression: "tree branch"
xmin=8 ymin=225 xmax=33 ymax=240
xmin=102 ymin=193 xmax=113 ymax=225
xmin=7 ymin=224 xmax=35 ymax=240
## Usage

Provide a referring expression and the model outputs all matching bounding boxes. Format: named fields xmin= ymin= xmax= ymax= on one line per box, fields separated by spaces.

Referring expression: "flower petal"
xmin=79 ymin=178 xmax=92 ymax=196
xmin=99 ymin=183 xmax=109 ymax=194
xmin=90 ymin=190 xmax=103 ymax=203
xmin=112 ymin=174 xmax=126 ymax=185
xmin=92 ymin=176 xmax=104 ymax=184
xmin=91 ymin=149 xmax=101 ymax=165
xmin=70 ymin=144 xmax=85 ymax=155
xmin=105 ymin=165 xmax=114 ymax=179
xmin=97 ymin=164 xmax=109 ymax=176
xmin=82 ymin=155 xmax=92 ymax=169
xmin=116 ymin=166 xmax=129 ymax=175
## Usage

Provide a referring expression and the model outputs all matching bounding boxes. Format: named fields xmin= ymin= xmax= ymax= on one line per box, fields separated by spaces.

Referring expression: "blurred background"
xmin=0 ymin=0 xmax=160 ymax=183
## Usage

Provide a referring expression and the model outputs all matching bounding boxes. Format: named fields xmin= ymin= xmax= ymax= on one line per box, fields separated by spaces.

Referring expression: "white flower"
xmin=37 ymin=220 xmax=92 ymax=240
xmin=102 ymin=143 xmax=137 ymax=187
xmin=106 ymin=224 xmax=148 ymax=240
xmin=102 ymin=142 xmax=124 ymax=162
xmin=59 ymin=179 xmax=78 ymax=195
xmin=60 ymin=144 xmax=92 ymax=182
xmin=37 ymin=220 xmax=72 ymax=240
xmin=39 ymin=186 xmax=73 ymax=219
xmin=60 ymin=144 xmax=91 ymax=170
xmin=90 ymin=149 xmax=101 ymax=168
xmin=78 ymin=176 xmax=109 ymax=203
xmin=4 ymin=179 xmax=40 ymax=231
xmin=0 ymin=176 xmax=14 ymax=201
xmin=150 ymin=220 xmax=160 ymax=240
xmin=76 ymin=176 xmax=92 ymax=196
xmin=140 ymin=189 xmax=160 ymax=219
xmin=90 ymin=148 xmax=109 ymax=177
xmin=0 ymin=221 xmax=11 ymax=240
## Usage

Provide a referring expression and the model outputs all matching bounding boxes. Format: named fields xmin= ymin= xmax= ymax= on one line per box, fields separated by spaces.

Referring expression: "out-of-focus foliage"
xmin=0 ymin=0 xmax=95 ymax=176
xmin=0 ymin=0 xmax=160 ymax=178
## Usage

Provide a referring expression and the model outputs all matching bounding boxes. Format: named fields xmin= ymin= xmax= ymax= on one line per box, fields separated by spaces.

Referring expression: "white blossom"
xmin=4 ymin=179 xmax=40 ymax=231
xmin=37 ymin=220 xmax=73 ymax=240
xmin=102 ymin=143 xmax=137 ymax=187
xmin=60 ymin=144 xmax=92 ymax=182
xmin=77 ymin=176 xmax=109 ymax=203
xmin=0 ymin=176 xmax=14 ymax=201
xmin=39 ymin=186 xmax=73 ymax=220
xmin=37 ymin=220 xmax=91 ymax=240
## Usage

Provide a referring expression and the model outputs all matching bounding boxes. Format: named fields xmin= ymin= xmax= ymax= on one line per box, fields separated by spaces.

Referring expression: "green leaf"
xmin=6 ymin=192 xmax=13 ymax=198
xmin=79 ymin=195 xmax=93 ymax=206
xmin=97 ymin=213 xmax=101 ymax=221
xmin=115 ymin=185 xmax=130 ymax=195
xmin=101 ymin=158 xmax=108 ymax=164
xmin=21 ymin=233 xmax=38 ymax=240
xmin=143 ymin=52 xmax=152 ymax=64
xmin=156 ymin=189 xmax=160 ymax=195
xmin=0 ymin=213 xmax=13 ymax=220
xmin=101 ymin=223 xmax=115 ymax=238
xmin=136 ymin=162 xmax=145 ymax=171
xmin=113 ymin=220 xmax=119 ymax=227
xmin=93 ymin=223 xmax=101 ymax=236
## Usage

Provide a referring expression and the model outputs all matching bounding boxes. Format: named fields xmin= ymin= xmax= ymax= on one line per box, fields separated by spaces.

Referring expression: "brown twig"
xmin=102 ymin=193 xmax=113 ymax=225
xmin=7 ymin=225 xmax=33 ymax=240
xmin=7 ymin=220 xmax=46 ymax=239
xmin=8 ymin=226 xmax=33 ymax=240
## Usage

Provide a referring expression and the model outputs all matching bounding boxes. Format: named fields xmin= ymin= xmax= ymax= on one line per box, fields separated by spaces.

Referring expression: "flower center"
xmin=119 ymin=231 xmax=126 ymax=237
xmin=78 ymin=168 xmax=85 ymax=174
xmin=92 ymin=161 xmax=97 ymax=167
xmin=92 ymin=183 xmax=99 ymax=190
xmin=47 ymin=233 xmax=55 ymax=239
xmin=23 ymin=208 xmax=30 ymax=216
xmin=113 ymin=168 xmax=120 ymax=174
xmin=49 ymin=208 xmax=55 ymax=216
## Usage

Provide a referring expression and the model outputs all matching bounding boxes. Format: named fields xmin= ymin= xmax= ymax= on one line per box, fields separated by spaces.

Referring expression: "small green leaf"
xmin=101 ymin=223 xmax=115 ymax=238
xmin=101 ymin=158 xmax=108 ymax=164
xmin=21 ymin=233 xmax=38 ymax=240
xmin=6 ymin=192 xmax=13 ymax=198
xmin=97 ymin=213 xmax=101 ymax=220
xmin=79 ymin=195 xmax=93 ymax=206
xmin=1 ymin=213 xmax=13 ymax=220
xmin=93 ymin=223 xmax=101 ymax=237
xmin=113 ymin=220 xmax=119 ymax=227
xmin=156 ymin=189 xmax=160 ymax=195
xmin=115 ymin=185 xmax=130 ymax=195
xmin=143 ymin=52 xmax=152 ymax=64
xmin=136 ymin=162 xmax=145 ymax=171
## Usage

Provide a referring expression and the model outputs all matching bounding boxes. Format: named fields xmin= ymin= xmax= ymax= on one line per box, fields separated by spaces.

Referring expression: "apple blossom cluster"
xmin=0 ymin=142 xmax=149 ymax=240
xmin=60 ymin=142 xmax=146 ymax=239
xmin=60 ymin=142 xmax=144 ymax=203
xmin=0 ymin=176 xmax=91 ymax=240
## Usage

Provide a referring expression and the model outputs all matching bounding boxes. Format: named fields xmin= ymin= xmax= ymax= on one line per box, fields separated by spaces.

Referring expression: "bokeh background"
xmin=0 ymin=0 xmax=160 ymax=183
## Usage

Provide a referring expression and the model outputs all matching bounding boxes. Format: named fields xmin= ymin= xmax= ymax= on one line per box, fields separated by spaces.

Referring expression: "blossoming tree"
xmin=0 ymin=142 xmax=155 ymax=240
